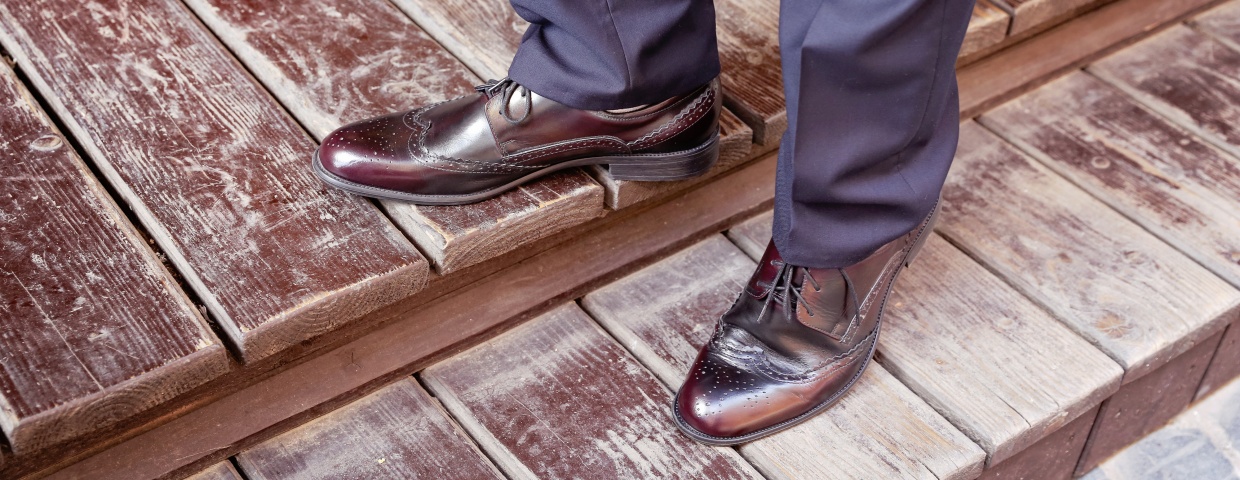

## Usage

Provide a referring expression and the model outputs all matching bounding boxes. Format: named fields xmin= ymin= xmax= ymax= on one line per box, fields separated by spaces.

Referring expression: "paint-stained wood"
xmin=1091 ymin=26 xmax=1240 ymax=162
xmin=422 ymin=303 xmax=762 ymax=479
xmin=942 ymin=122 xmax=1240 ymax=383
xmin=981 ymin=72 xmax=1240 ymax=288
xmin=186 ymin=462 xmax=243 ymax=480
xmin=714 ymin=0 xmax=784 ymax=148
xmin=187 ymin=0 xmax=607 ymax=274
xmin=993 ymin=0 xmax=1100 ymax=35
xmin=582 ymin=234 xmax=983 ymax=479
xmin=235 ymin=378 xmax=502 ymax=480
xmin=961 ymin=1 xmax=1013 ymax=59
xmin=0 ymin=62 xmax=229 ymax=453
xmin=881 ymin=235 xmax=1123 ymax=466
xmin=1198 ymin=319 xmax=1240 ymax=400
xmin=1195 ymin=0 xmax=1240 ymax=50
xmin=1076 ymin=330 xmax=1225 ymax=474
xmin=977 ymin=406 xmax=1098 ymax=480
xmin=0 ymin=0 xmax=430 ymax=362
xmin=725 ymin=211 xmax=773 ymax=260
xmin=589 ymin=110 xmax=753 ymax=209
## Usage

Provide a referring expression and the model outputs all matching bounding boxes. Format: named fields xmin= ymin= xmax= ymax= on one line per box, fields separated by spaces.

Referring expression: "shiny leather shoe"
xmin=313 ymin=77 xmax=722 ymax=205
xmin=673 ymin=204 xmax=939 ymax=445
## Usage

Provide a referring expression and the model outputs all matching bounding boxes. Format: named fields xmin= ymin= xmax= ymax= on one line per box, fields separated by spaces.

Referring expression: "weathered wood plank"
xmin=186 ymin=462 xmax=243 ymax=480
xmin=235 ymin=378 xmax=502 ymax=480
xmin=942 ymin=122 xmax=1240 ymax=383
xmin=724 ymin=211 xmax=773 ymax=260
xmin=0 ymin=62 xmax=229 ymax=453
xmin=396 ymin=0 xmax=765 ymax=194
xmin=977 ymin=405 xmax=1098 ymax=480
xmin=421 ymin=303 xmax=762 ymax=480
xmin=1193 ymin=0 xmax=1240 ymax=51
xmin=993 ymin=0 xmax=1101 ymax=35
xmin=961 ymin=0 xmax=1013 ymax=59
xmin=0 ymin=0 xmax=430 ymax=362
xmin=582 ymin=235 xmax=984 ymax=480
xmin=186 ymin=0 xmax=607 ymax=274
xmin=1091 ymin=26 xmax=1240 ymax=163
xmin=881 ymin=235 xmax=1123 ymax=466
xmin=714 ymin=0 xmax=784 ymax=148
xmin=980 ymin=72 xmax=1240 ymax=288
xmin=1198 ymin=318 xmax=1240 ymax=400
xmin=1076 ymin=330 xmax=1225 ymax=473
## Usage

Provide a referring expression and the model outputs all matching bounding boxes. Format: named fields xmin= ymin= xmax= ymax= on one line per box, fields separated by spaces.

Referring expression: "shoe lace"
xmin=767 ymin=262 xmax=860 ymax=323
xmin=475 ymin=77 xmax=532 ymax=124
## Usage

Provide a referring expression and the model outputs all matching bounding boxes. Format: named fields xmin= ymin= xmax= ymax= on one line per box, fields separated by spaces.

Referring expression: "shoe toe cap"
xmin=316 ymin=112 xmax=417 ymax=185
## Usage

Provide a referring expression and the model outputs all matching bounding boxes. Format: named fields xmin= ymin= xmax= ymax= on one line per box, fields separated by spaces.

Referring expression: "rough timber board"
xmin=0 ymin=0 xmax=429 ymax=362
xmin=881 ymin=235 xmax=1123 ymax=466
xmin=583 ymin=235 xmax=984 ymax=480
xmin=961 ymin=1 xmax=1013 ymax=59
xmin=714 ymin=0 xmax=784 ymax=147
xmin=976 ymin=405 xmax=1098 ymax=480
xmin=1195 ymin=0 xmax=1240 ymax=49
xmin=725 ymin=211 xmax=774 ymax=260
xmin=1076 ymin=330 xmax=1225 ymax=474
xmin=235 ymin=378 xmax=502 ymax=480
xmin=186 ymin=0 xmax=607 ymax=274
xmin=1090 ymin=26 xmax=1240 ymax=162
xmin=0 ymin=62 xmax=229 ymax=453
xmin=394 ymin=0 xmax=758 ymax=210
xmin=421 ymin=303 xmax=763 ymax=480
xmin=186 ymin=462 xmax=243 ymax=480
xmin=942 ymin=122 xmax=1240 ymax=383
xmin=980 ymin=72 xmax=1240 ymax=288
xmin=993 ymin=0 xmax=1100 ymax=35
xmin=1199 ymin=320 xmax=1240 ymax=400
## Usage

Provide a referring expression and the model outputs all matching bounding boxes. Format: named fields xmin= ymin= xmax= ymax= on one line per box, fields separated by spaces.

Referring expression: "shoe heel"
xmin=904 ymin=202 xmax=940 ymax=268
xmin=608 ymin=135 xmax=719 ymax=181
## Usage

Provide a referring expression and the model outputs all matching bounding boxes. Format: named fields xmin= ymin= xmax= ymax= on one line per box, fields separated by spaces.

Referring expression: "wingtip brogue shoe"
xmin=314 ymin=78 xmax=722 ymax=205
xmin=673 ymin=204 xmax=939 ymax=445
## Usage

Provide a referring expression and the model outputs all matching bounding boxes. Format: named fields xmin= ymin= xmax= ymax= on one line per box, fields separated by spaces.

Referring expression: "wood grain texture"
xmin=1076 ymin=330 xmax=1225 ymax=473
xmin=0 ymin=0 xmax=430 ymax=362
xmin=714 ymin=0 xmax=784 ymax=148
xmin=186 ymin=0 xmax=607 ymax=274
xmin=724 ymin=210 xmax=773 ymax=260
xmin=589 ymin=109 xmax=754 ymax=210
xmin=422 ymin=303 xmax=762 ymax=480
xmin=1195 ymin=0 xmax=1240 ymax=50
xmin=235 ymin=378 xmax=502 ymax=480
xmin=582 ymin=235 xmax=983 ymax=479
xmin=43 ymin=153 xmax=777 ymax=480
xmin=961 ymin=1 xmax=1013 ymax=58
xmin=1091 ymin=26 xmax=1240 ymax=163
xmin=880 ymin=235 xmax=1123 ymax=466
xmin=942 ymin=122 xmax=1240 ymax=383
xmin=394 ymin=0 xmax=756 ymax=211
xmin=977 ymin=405 xmax=1098 ymax=480
xmin=981 ymin=72 xmax=1240 ymax=288
xmin=185 ymin=462 xmax=243 ymax=480
xmin=993 ymin=0 xmax=1100 ymax=34
xmin=0 ymin=62 xmax=229 ymax=453
xmin=1198 ymin=319 xmax=1240 ymax=400
xmin=957 ymin=0 xmax=1219 ymax=118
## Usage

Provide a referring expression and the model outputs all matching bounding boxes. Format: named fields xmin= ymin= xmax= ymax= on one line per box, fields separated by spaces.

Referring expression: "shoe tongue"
xmin=745 ymin=240 xmax=785 ymax=298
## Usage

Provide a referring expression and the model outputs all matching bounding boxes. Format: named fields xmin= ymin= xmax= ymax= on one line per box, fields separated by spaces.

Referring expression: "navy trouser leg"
xmin=773 ymin=0 xmax=974 ymax=268
xmin=507 ymin=0 xmax=721 ymax=110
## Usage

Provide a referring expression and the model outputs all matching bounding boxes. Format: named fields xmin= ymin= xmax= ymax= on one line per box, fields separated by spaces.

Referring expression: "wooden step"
xmin=581 ymin=235 xmax=986 ymax=479
xmin=993 ymin=0 xmax=1107 ymax=35
xmin=186 ymin=462 xmax=244 ymax=480
xmin=0 ymin=62 xmax=229 ymax=453
xmin=723 ymin=217 xmax=1123 ymax=468
xmin=235 ymin=378 xmax=502 ymax=480
xmin=962 ymin=1 xmax=1014 ymax=59
xmin=421 ymin=303 xmax=763 ymax=479
xmin=0 ymin=0 xmax=429 ymax=363
xmin=185 ymin=0 xmax=607 ymax=274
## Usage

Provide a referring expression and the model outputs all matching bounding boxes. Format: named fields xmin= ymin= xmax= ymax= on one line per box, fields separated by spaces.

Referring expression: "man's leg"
xmin=674 ymin=0 xmax=974 ymax=445
xmin=507 ymin=0 xmax=721 ymax=110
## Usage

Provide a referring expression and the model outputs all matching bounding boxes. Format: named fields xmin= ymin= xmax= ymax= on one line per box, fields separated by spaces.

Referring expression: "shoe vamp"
xmin=720 ymin=293 xmax=861 ymax=370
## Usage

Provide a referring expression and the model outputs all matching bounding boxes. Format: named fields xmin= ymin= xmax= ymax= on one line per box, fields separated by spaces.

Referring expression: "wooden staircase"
xmin=2 ymin=0 xmax=1239 ymax=477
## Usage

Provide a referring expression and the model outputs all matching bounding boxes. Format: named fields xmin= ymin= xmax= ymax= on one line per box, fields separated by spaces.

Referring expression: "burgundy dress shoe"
xmin=314 ymin=77 xmax=721 ymax=205
xmin=673 ymin=204 xmax=940 ymax=445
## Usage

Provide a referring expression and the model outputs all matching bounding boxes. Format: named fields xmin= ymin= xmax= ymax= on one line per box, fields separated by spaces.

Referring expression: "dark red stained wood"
xmin=714 ymin=0 xmax=784 ymax=148
xmin=943 ymin=122 xmax=1240 ymax=383
xmin=1091 ymin=26 xmax=1240 ymax=160
xmin=977 ymin=406 xmax=1098 ymax=480
xmin=421 ymin=304 xmax=762 ymax=479
xmin=1198 ymin=318 xmax=1240 ymax=400
xmin=186 ymin=462 xmax=243 ymax=480
xmin=981 ymin=72 xmax=1240 ymax=288
xmin=1076 ymin=330 xmax=1225 ymax=474
xmin=186 ymin=0 xmax=607 ymax=274
xmin=0 ymin=0 xmax=429 ymax=362
xmin=235 ymin=378 xmax=502 ymax=480
xmin=0 ymin=62 xmax=229 ymax=453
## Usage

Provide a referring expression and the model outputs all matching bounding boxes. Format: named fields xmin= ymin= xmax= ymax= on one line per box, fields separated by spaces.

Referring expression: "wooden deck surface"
xmin=3 ymin=0 xmax=1240 ymax=477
